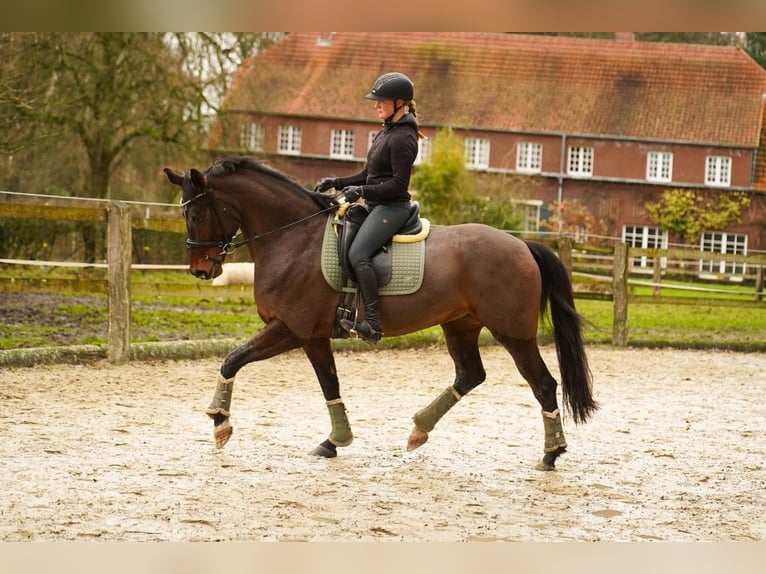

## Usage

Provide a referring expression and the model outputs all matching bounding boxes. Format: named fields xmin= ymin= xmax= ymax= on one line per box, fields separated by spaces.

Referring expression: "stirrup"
xmin=340 ymin=318 xmax=382 ymax=343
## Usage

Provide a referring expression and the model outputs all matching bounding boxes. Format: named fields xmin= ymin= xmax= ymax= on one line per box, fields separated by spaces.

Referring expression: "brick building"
xmin=210 ymin=32 xmax=766 ymax=274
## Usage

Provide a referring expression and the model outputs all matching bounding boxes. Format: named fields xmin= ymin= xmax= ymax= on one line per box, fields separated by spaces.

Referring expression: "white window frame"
xmin=367 ymin=130 xmax=378 ymax=151
xmin=567 ymin=146 xmax=594 ymax=177
xmin=240 ymin=122 xmax=264 ymax=151
xmin=699 ymin=231 xmax=747 ymax=275
xmin=520 ymin=199 xmax=542 ymax=232
xmin=516 ymin=141 xmax=542 ymax=173
xmin=277 ymin=124 xmax=302 ymax=155
xmin=646 ymin=151 xmax=673 ymax=183
xmin=414 ymin=137 xmax=431 ymax=165
xmin=623 ymin=225 xmax=668 ymax=269
xmin=464 ymin=138 xmax=490 ymax=169
xmin=705 ymin=155 xmax=731 ymax=187
xmin=330 ymin=129 xmax=355 ymax=159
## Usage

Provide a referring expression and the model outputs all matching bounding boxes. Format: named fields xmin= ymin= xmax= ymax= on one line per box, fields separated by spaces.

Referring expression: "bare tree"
xmin=0 ymin=32 xmax=281 ymax=199
xmin=0 ymin=32 xmax=280 ymax=261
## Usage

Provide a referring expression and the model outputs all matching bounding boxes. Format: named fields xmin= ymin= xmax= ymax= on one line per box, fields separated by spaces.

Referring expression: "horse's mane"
xmin=205 ymin=156 xmax=334 ymax=209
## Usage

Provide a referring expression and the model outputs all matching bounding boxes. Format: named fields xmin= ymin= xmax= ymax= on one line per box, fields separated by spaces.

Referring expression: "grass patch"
xmin=574 ymin=298 xmax=766 ymax=351
xmin=2 ymin=266 xmax=764 ymax=353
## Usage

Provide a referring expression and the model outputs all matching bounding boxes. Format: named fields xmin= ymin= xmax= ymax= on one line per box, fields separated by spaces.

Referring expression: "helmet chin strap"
xmin=385 ymin=100 xmax=407 ymax=123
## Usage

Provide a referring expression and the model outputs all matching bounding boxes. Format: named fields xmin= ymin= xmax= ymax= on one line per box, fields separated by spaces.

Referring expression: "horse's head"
xmin=164 ymin=167 xmax=240 ymax=280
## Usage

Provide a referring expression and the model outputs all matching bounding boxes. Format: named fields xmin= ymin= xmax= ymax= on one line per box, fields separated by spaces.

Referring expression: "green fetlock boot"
xmin=206 ymin=373 xmax=234 ymax=418
xmin=542 ymin=408 xmax=567 ymax=453
xmin=413 ymin=386 xmax=462 ymax=432
xmin=327 ymin=399 xmax=353 ymax=447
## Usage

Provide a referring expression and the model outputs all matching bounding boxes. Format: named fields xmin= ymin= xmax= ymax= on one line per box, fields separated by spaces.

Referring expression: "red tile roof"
xmin=223 ymin=32 xmax=766 ymax=148
xmin=752 ymin=100 xmax=766 ymax=191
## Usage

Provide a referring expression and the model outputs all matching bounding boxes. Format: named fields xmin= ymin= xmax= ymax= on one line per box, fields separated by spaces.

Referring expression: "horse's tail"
xmin=525 ymin=240 xmax=598 ymax=424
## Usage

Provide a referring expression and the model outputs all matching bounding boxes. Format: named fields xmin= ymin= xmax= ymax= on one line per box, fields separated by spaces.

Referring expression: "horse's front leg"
xmin=207 ymin=318 xmax=303 ymax=448
xmin=303 ymin=337 xmax=352 ymax=458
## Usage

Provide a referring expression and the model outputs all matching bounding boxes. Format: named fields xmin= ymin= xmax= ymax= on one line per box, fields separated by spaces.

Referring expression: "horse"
xmin=164 ymin=156 xmax=597 ymax=471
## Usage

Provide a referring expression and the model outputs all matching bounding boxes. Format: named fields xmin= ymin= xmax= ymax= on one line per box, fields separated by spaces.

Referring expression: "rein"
xmin=182 ymin=187 xmax=340 ymax=261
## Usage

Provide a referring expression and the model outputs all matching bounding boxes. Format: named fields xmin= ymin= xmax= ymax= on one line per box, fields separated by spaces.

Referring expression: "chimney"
xmin=317 ymin=32 xmax=335 ymax=47
xmin=615 ymin=32 xmax=635 ymax=42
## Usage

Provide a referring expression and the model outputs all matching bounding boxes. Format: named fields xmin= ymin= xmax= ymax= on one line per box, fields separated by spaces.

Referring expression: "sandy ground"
xmin=1 ymin=345 xmax=764 ymax=542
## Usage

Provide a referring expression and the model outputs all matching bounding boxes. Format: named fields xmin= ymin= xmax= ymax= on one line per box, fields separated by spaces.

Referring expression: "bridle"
xmin=181 ymin=184 xmax=339 ymax=265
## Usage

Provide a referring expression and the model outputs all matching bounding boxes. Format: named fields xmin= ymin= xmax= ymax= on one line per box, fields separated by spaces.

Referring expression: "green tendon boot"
xmin=535 ymin=408 xmax=568 ymax=471
xmin=326 ymin=398 xmax=354 ymax=447
xmin=407 ymin=386 xmax=462 ymax=451
xmin=206 ymin=373 xmax=234 ymax=449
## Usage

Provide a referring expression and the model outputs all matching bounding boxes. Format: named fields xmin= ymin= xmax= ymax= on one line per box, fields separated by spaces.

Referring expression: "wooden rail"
xmin=1 ymin=200 xmax=183 ymax=363
xmin=2 ymin=200 xmax=765 ymax=357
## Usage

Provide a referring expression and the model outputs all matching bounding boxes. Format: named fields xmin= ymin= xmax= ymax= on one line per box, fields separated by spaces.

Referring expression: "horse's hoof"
xmin=213 ymin=419 xmax=233 ymax=449
xmin=535 ymin=459 xmax=556 ymax=471
xmin=535 ymin=447 xmax=565 ymax=471
xmin=309 ymin=440 xmax=337 ymax=458
xmin=407 ymin=427 xmax=429 ymax=451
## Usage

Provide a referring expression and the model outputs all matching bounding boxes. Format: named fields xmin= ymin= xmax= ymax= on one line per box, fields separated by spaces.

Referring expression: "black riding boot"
xmin=341 ymin=259 xmax=382 ymax=343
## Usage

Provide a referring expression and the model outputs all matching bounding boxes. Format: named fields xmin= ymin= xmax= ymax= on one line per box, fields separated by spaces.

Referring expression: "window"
xmin=240 ymin=122 xmax=264 ymax=151
xmin=330 ymin=129 xmax=355 ymax=159
xmin=367 ymin=130 xmax=378 ymax=151
xmin=700 ymin=231 xmax=746 ymax=275
xmin=520 ymin=200 xmax=542 ymax=232
xmin=277 ymin=125 xmax=302 ymax=155
xmin=646 ymin=151 xmax=673 ymax=183
xmin=567 ymin=146 xmax=593 ymax=177
xmin=705 ymin=156 xmax=731 ymax=187
xmin=465 ymin=138 xmax=490 ymax=169
xmin=623 ymin=225 xmax=668 ymax=269
xmin=414 ymin=137 xmax=431 ymax=165
xmin=516 ymin=141 xmax=542 ymax=173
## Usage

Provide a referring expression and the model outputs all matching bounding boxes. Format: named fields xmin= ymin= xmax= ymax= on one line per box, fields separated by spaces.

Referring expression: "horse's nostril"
xmin=191 ymin=269 xmax=210 ymax=280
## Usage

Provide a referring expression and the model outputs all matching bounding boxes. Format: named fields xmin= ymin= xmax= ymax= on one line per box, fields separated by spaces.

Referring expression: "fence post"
xmin=652 ymin=253 xmax=662 ymax=297
xmin=558 ymin=236 xmax=573 ymax=282
xmin=612 ymin=242 xmax=629 ymax=347
xmin=756 ymin=266 xmax=764 ymax=302
xmin=107 ymin=202 xmax=131 ymax=363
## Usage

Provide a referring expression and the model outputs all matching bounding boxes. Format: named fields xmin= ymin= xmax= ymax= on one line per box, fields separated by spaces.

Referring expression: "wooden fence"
xmin=2 ymin=200 xmax=765 ymax=361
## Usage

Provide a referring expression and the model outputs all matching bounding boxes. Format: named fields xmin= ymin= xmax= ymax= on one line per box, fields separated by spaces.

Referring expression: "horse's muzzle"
xmin=191 ymin=268 xmax=213 ymax=280
xmin=189 ymin=259 xmax=222 ymax=280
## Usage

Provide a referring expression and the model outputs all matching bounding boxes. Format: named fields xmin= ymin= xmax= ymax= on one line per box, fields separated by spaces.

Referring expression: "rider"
xmin=316 ymin=72 xmax=421 ymax=343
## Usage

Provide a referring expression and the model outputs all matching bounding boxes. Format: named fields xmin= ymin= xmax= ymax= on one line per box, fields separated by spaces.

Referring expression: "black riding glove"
xmin=315 ymin=177 xmax=338 ymax=193
xmin=342 ymin=186 xmax=362 ymax=203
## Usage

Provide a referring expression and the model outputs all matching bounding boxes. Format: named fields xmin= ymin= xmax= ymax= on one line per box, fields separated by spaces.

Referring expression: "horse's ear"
xmin=190 ymin=168 xmax=207 ymax=190
xmin=163 ymin=168 xmax=184 ymax=186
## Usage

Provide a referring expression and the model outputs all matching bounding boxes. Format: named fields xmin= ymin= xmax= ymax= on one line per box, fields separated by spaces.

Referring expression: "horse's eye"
xmin=191 ymin=214 xmax=206 ymax=224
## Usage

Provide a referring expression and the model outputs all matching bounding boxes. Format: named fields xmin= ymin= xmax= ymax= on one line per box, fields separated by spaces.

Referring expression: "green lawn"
xmin=1 ymin=266 xmax=764 ymax=352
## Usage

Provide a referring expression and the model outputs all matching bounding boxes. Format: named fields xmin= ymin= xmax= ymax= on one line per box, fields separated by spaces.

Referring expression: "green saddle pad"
xmin=320 ymin=214 xmax=425 ymax=295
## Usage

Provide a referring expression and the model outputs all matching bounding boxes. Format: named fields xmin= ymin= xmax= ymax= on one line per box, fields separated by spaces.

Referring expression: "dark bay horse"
xmin=164 ymin=156 xmax=597 ymax=471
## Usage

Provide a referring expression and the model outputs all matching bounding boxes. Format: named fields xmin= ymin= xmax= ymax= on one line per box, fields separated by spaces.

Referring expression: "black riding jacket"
xmin=335 ymin=113 xmax=418 ymax=204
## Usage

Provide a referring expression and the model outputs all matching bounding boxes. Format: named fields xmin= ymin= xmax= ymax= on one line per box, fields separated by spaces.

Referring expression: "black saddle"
xmin=337 ymin=202 xmax=422 ymax=287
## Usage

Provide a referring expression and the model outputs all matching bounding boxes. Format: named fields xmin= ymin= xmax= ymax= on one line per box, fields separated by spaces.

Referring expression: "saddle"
xmin=336 ymin=201 xmax=426 ymax=286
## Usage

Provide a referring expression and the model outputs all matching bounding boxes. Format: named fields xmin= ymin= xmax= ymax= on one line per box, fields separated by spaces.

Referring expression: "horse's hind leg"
xmin=494 ymin=335 xmax=567 ymax=471
xmin=407 ymin=317 xmax=485 ymax=451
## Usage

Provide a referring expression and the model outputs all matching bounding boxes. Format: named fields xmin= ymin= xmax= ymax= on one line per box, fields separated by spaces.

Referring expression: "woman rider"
xmin=316 ymin=72 xmax=421 ymax=343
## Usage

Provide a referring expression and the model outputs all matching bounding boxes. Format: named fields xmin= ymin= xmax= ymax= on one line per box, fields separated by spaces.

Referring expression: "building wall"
xmin=217 ymin=112 xmax=766 ymax=251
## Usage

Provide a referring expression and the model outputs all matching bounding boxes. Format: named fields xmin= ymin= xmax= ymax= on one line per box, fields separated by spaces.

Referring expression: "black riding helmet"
xmin=365 ymin=72 xmax=414 ymax=101
xmin=365 ymin=72 xmax=414 ymax=122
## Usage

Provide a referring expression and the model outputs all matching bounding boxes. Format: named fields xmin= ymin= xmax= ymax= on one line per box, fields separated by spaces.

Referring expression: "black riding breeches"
xmin=347 ymin=202 xmax=412 ymax=268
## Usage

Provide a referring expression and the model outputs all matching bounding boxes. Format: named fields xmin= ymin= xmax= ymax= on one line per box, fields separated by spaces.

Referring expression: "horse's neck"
xmin=235 ymin=182 xmax=324 ymax=256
